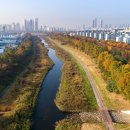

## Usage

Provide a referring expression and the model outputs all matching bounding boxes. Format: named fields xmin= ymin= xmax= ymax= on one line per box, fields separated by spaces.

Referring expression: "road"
xmin=49 ymin=38 xmax=115 ymax=130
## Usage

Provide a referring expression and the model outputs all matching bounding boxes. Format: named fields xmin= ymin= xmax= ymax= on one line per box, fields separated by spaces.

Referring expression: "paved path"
xmin=49 ymin=38 xmax=115 ymax=130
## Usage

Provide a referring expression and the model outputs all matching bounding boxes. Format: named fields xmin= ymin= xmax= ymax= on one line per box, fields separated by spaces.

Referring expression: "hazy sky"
xmin=0 ymin=0 xmax=130 ymax=27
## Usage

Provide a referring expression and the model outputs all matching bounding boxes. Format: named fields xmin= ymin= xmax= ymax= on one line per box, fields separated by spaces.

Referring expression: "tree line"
xmin=50 ymin=34 xmax=130 ymax=100
xmin=0 ymin=34 xmax=34 ymax=93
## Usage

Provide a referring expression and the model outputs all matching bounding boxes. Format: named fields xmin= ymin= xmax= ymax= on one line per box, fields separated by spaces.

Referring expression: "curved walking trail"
xmin=49 ymin=38 xmax=115 ymax=130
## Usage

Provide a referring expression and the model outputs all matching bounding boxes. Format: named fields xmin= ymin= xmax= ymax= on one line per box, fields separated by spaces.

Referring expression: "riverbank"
xmin=46 ymin=37 xmax=105 ymax=130
xmin=0 ymin=36 xmax=53 ymax=130
xmin=55 ymin=46 xmax=98 ymax=112
xmin=47 ymin=36 xmax=130 ymax=130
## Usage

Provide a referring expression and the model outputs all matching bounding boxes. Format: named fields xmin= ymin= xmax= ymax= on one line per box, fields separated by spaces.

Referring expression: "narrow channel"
xmin=31 ymin=39 xmax=65 ymax=130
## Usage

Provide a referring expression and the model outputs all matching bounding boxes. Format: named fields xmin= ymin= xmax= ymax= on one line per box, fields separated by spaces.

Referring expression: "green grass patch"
xmin=76 ymin=60 xmax=98 ymax=111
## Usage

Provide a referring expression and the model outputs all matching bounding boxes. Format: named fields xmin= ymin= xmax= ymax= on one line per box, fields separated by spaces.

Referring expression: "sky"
xmin=0 ymin=0 xmax=130 ymax=28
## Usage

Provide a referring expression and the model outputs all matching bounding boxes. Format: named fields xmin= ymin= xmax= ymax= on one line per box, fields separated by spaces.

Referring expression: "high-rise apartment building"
xmin=35 ymin=18 xmax=38 ymax=32
xmin=100 ymin=19 xmax=103 ymax=28
xmin=30 ymin=19 xmax=34 ymax=32
xmin=24 ymin=19 xmax=29 ymax=31
xmin=24 ymin=18 xmax=38 ymax=32
xmin=92 ymin=18 xmax=97 ymax=28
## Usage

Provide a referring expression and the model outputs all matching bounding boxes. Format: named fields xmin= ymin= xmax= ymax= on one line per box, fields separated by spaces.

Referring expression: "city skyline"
xmin=0 ymin=0 xmax=130 ymax=28
xmin=0 ymin=17 xmax=130 ymax=32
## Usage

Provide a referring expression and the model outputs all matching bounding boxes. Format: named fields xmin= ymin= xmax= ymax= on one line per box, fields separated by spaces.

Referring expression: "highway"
xmin=50 ymin=38 xmax=115 ymax=130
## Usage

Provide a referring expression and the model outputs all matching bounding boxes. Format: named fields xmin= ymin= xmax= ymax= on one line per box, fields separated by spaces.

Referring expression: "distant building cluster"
xmin=69 ymin=18 xmax=130 ymax=44
xmin=0 ymin=18 xmax=39 ymax=33
xmin=83 ymin=18 xmax=130 ymax=30
xmin=70 ymin=28 xmax=130 ymax=44
xmin=0 ymin=17 xmax=130 ymax=35
xmin=42 ymin=26 xmax=68 ymax=32
xmin=0 ymin=23 xmax=22 ymax=32
xmin=24 ymin=18 xmax=38 ymax=32
xmin=92 ymin=18 xmax=104 ymax=29
xmin=0 ymin=18 xmax=71 ymax=33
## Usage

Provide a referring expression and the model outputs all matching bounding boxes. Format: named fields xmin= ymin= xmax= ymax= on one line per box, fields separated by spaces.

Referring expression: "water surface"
xmin=31 ymin=39 xmax=65 ymax=130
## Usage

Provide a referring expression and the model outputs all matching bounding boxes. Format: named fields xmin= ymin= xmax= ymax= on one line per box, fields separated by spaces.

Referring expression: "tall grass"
xmin=55 ymin=47 xmax=98 ymax=112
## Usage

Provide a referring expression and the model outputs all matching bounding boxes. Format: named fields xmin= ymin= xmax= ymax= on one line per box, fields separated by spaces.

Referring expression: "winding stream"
xmin=31 ymin=39 xmax=65 ymax=130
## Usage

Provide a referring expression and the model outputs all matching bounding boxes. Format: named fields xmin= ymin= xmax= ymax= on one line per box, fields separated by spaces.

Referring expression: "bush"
xmin=107 ymin=80 xmax=118 ymax=93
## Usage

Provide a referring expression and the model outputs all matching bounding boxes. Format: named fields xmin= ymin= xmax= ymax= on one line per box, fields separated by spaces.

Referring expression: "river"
xmin=31 ymin=39 xmax=65 ymax=130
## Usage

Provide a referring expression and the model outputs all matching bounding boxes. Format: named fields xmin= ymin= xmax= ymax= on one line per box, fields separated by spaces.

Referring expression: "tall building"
xmin=95 ymin=18 xmax=98 ymax=28
xmin=24 ymin=19 xmax=29 ymax=32
xmin=24 ymin=19 xmax=26 ymax=31
xmin=35 ymin=18 xmax=38 ymax=31
xmin=24 ymin=19 xmax=36 ymax=32
xmin=92 ymin=18 xmax=98 ymax=28
xmin=100 ymin=19 xmax=103 ymax=28
xmin=12 ymin=22 xmax=16 ymax=31
xmin=3 ymin=25 xmax=6 ymax=32
xmin=30 ymin=19 xmax=34 ymax=32
xmin=16 ymin=23 xmax=21 ymax=31
xmin=83 ymin=24 xmax=86 ymax=30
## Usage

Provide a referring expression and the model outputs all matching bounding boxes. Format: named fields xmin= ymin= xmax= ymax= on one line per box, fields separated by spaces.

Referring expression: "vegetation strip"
xmin=0 ymin=35 xmax=53 ymax=130
xmin=46 ymin=37 xmax=101 ymax=130
xmin=55 ymin=48 xmax=97 ymax=112
xmin=50 ymin=34 xmax=130 ymax=100
xmin=49 ymin=34 xmax=130 ymax=129
xmin=0 ymin=34 xmax=34 ymax=94
xmin=46 ymin=37 xmax=98 ymax=112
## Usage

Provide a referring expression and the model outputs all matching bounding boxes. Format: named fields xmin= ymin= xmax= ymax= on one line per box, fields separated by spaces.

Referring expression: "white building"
xmin=105 ymin=33 xmax=108 ymax=40
xmin=98 ymin=33 xmax=102 ymax=40
xmin=123 ymin=37 xmax=127 ymax=43
xmin=116 ymin=36 xmax=120 ymax=42
xmin=94 ymin=33 xmax=96 ymax=38
xmin=85 ymin=32 xmax=88 ymax=37
xmin=90 ymin=32 xmax=92 ymax=37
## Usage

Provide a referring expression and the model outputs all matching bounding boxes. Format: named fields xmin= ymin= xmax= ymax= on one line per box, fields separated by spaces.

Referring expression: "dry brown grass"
xmin=114 ymin=123 xmax=130 ymax=130
xmin=81 ymin=123 xmax=105 ymax=130
xmin=55 ymin=45 xmax=97 ymax=112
